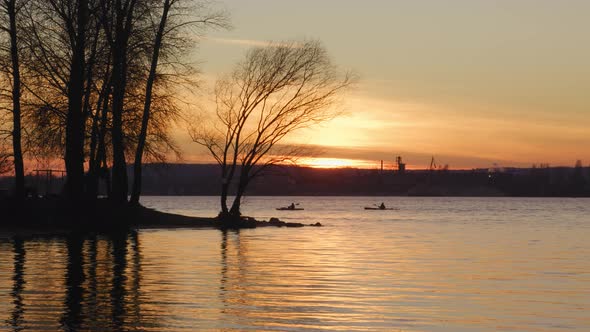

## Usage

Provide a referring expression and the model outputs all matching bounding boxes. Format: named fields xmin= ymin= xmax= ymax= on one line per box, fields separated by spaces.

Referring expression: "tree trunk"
xmin=130 ymin=0 xmax=171 ymax=205
xmin=220 ymin=180 xmax=229 ymax=215
xmin=64 ymin=0 xmax=88 ymax=202
xmin=219 ymin=161 xmax=238 ymax=216
xmin=228 ymin=185 xmax=245 ymax=217
xmin=110 ymin=0 xmax=137 ymax=204
xmin=87 ymin=105 xmax=101 ymax=197
xmin=229 ymin=170 xmax=249 ymax=216
xmin=103 ymin=158 xmax=112 ymax=198
xmin=82 ymin=20 xmax=102 ymax=199
xmin=111 ymin=48 xmax=128 ymax=203
xmin=87 ymin=82 xmax=109 ymax=198
xmin=6 ymin=0 xmax=24 ymax=199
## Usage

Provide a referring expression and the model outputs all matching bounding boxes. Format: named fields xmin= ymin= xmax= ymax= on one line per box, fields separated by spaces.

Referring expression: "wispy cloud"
xmin=203 ymin=37 xmax=273 ymax=47
xmin=203 ymin=37 xmax=303 ymax=48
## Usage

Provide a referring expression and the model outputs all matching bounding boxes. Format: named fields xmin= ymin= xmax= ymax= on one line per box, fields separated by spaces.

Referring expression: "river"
xmin=1 ymin=196 xmax=589 ymax=331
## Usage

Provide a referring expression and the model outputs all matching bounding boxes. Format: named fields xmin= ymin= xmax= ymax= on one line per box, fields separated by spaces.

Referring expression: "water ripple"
xmin=1 ymin=197 xmax=589 ymax=331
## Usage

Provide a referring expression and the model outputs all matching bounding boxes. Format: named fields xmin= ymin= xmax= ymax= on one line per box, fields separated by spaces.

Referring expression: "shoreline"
xmin=0 ymin=198 xmax=321 ymax=236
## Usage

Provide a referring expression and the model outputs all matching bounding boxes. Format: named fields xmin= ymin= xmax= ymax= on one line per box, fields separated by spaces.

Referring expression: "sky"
xmin=181 ymin=0 xmax=590 ymax=169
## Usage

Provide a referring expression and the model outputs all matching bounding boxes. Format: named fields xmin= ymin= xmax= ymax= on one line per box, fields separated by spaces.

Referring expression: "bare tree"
xmin=64 ymin=0 xmax=90 ymax=202
xmin=0 ymin=0 xmax=27 ymax=198
xmin=191 ymin=40 xmax=354 ymax=221
xmin=18 ymin=0 xmax=95 ymax=201
xmin=102 ymin=0 xmax=140 ymax=204
xmin=130 ymin=0 xmax=228 ymax=205
xmin=1 ymin=0 xmax=227 ymax=210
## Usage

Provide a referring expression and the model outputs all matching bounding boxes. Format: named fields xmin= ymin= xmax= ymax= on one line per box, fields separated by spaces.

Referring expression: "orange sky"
xmin=175 ymin=1 xmax=590 ymax=169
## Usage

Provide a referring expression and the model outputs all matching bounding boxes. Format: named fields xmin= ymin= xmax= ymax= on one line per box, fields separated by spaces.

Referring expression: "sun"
xmin=298 ymin=157 xmax=372 ymax=169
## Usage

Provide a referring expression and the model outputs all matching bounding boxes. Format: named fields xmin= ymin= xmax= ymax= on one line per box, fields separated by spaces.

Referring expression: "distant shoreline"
xmin=2 ymin=163 xmax=588 ymax=198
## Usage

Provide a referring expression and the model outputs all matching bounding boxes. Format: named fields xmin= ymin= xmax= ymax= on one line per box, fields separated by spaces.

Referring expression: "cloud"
xmin=202 ymin=37 xmax=303 ymax=49
xmin=203 ymin=37 xmax=272 ymax=47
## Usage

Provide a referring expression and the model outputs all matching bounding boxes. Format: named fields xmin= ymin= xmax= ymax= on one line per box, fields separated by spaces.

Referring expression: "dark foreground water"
xmin=1 ymin=196 xmax=589 ymax=331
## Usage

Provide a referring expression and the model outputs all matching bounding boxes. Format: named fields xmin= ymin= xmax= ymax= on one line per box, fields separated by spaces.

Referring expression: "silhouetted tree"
xmin=0 ymin=0 xmax=26 ymax=198
xmin=1 ymin=0 xmax=225 ymax=210
xmin=65 ymin=0 xmax=90 ymax=202
xmin=102 ymin=0 xmax=139 ymax=203
xmin=192 ymin=40 xmax=354 ymax=221
xmin=18 ymin=0 xmax=99 ymax=201
xmin=130 ymin=0 xmax=228 ymax=205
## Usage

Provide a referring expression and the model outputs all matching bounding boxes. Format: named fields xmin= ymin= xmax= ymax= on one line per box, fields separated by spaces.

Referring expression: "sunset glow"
xmin=298 ymin=157 xmax=375 ymax=169
xmin=1 ymin=0 xmax=589 ymax=331
xmin=194 ymin=0 xmax=590 ymax=169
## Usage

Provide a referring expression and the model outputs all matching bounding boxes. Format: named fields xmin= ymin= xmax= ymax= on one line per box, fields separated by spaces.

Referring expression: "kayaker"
xmin=379 ymin=202 xmax=386 ymax=210
xmin=289 ymin=203 xmax=296 ymax=210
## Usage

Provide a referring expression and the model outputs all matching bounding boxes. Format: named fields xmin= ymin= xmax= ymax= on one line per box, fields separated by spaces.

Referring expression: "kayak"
xmin=276 ymin=207 xmax=304 ymax=211
xmin=364 ymin=207 xmax=398 ymax=210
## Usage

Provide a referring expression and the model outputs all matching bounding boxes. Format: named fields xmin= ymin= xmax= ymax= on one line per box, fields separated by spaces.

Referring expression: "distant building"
xmin=396 ymin=156 xmax=406 ymax=174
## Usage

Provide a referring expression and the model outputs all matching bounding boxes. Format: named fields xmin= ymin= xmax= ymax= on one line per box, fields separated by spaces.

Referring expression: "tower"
xmin=396 ymin=156 xmax=406 ymax=174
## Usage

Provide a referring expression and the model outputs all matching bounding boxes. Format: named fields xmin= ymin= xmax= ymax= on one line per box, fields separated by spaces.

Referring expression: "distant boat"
xmin=276 ymin=207 xmax=304 ymax=211
xmin=277 ymin=203 xmax=304 ymax=211
xmin=364 ymin=206 xmax=398 ymax=210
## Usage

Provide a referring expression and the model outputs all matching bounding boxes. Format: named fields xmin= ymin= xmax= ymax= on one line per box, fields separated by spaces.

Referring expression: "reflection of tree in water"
xmin=10 ymin=237 xmax=26 ymax=331
xmin=129 ymin=231 xmax=142 ymax=325
xmin=110 ymin=231 xmax=128 ymax=330
xmin=85 ymin=237 xmax=98 ymax=325
xmin=53 ymin=231 xmax=148 ymax=331
xmin=3 ymin=232 xmax=148 ymax=331
xmin=61 ymin=234 xmax=85 ymax=331
xmin=219 ymin=230 xmax=251 ymax=324
xmin=219 ymin=230 xmax=229 ymax=295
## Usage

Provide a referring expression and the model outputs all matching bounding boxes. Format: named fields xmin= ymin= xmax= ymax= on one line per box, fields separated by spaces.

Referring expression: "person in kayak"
xmin=379 ymin=202 xmax=386 ymax=210
xmin=288 ymin=203 xmax=296 ymax=210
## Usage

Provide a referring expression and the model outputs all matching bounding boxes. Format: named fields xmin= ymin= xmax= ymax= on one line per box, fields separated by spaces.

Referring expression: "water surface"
xmin=1 ymin=196 xmax=589 ymax=331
